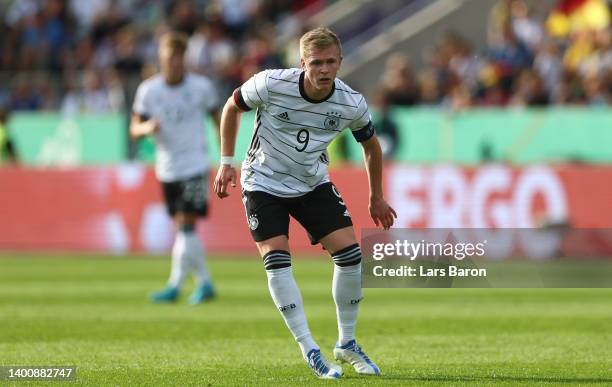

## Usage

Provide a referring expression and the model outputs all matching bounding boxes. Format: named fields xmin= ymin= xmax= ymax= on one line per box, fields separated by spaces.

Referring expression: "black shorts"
xmin=242 ymin=182 xmax=353 ymax=244
xmin=161 ymin=173 xmax=209 ymax=217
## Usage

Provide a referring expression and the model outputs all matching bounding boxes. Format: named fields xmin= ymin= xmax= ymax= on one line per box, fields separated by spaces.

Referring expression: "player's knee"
xmin=332 ymin=243 xmax=361 ymax=267
xmin=263 ymin=250 xmax=292 ymax=271
xmin=175 ymin=213 xmax=197 ymax=231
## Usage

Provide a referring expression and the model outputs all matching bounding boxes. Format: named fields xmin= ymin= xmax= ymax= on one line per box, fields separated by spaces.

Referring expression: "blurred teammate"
xmin=214 ymin=28 xmax=396 ymax=379
xmin=130 ymin=32 xmax=221 ymax=304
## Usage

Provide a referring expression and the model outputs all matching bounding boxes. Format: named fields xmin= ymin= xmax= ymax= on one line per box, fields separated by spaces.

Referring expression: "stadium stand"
xmin=0 ymin=0 xmax=608 ymax=114
xmin=0 ymin=0 xmax=324 ymax=112
xmin=373 ymin=0 xmax=611 ymax=107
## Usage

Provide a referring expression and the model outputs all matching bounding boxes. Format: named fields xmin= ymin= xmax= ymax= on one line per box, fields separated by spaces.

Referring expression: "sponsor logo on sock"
xmin=350 ymin=297 xmax=363 ymax=305
xmin=278 ymin=303 xmax=297 ymax=312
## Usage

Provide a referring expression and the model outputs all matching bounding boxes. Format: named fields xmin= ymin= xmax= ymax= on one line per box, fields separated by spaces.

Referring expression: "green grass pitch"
xmin=1 ymin=254 xmax=611 ymax=386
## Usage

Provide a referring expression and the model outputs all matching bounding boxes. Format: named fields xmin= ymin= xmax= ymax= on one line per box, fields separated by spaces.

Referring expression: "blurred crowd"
xmin=377 ymin=0 xmax=611 ymax=109
xmin=0 ymin=0 xmax=320 ymax=113
xmin=0 ymin=0 xmax=610 ymax=114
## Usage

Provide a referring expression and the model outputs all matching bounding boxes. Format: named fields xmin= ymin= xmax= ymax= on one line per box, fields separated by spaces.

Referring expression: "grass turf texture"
xmin=1 ymin=254 xmax=611 ymax=386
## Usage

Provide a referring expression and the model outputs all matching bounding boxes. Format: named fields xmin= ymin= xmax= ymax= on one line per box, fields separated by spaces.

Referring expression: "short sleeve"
xmin=233 ymin=70 xmax=269 ymax=111
xmin=132 ymin=82 xmax=150 ymax=117
xmin=349 ymin=97 xmax=375 ymax=142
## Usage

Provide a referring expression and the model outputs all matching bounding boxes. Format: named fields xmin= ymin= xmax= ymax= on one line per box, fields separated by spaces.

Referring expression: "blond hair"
xmin=299 ymin=27 xmax=342 ymax=59
xmin=159 ymin=31 xmax=189 ymax=53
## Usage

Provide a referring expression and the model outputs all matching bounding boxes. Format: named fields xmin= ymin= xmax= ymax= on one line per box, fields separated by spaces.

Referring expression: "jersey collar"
xmin=164 ymin=73 xmax=187 ymax=88
xmin=299 ymin=71 xmax=335 ymax=104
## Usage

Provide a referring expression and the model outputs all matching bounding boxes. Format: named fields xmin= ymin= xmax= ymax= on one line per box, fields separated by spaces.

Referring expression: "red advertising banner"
xmin=1 ymin=164 xmax=611 ymax=254
xmin=388 ymin=165 xmax=612 ymax=229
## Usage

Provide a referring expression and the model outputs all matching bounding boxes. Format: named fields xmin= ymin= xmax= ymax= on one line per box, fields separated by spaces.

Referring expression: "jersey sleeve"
xmin=233 ymin=70 xmax=269 ymax=111
xmin=348 ymin=96 xmax=375 ymax=142
xmin=132 ymin=82 xmax=150 ymax=118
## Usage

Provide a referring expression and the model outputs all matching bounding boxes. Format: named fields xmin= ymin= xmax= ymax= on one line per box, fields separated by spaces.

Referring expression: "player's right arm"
xmin=130 ymin=81 xmax=159 ymax=139
xmin=213 ymin=96 xmax=241 ymax=198
xmin=214 ymin=70 xmax=269 ymax=199
xmin=129 ymin=113 xmax=159 ymax=139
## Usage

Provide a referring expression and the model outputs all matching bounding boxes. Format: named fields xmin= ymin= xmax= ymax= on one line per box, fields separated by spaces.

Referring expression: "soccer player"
xmin=214 ymin=27 xmax=396 ymax=378
xmin=130 ymin=31 xmax=220 ymax=304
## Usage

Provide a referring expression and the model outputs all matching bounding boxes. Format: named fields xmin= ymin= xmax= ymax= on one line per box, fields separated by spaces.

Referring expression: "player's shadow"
xmin=358 ymin=374 xmax=612 ymax=384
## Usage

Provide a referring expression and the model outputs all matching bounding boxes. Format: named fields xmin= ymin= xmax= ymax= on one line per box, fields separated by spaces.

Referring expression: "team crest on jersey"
xmin=248 ymin=214 xmax=259 ymax=230
xmin=324 ymin=112 xmax=341 ymax=131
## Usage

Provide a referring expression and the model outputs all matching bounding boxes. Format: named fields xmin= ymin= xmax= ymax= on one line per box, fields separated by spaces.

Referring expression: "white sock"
xmin=265 ymin=255 xmax=318 ymax=359
xmin=332 ymin=244 xmax=363 ymax=346
xmin=168 ymin=231 xmax=190 ymax=288
xmin=183 ymin=231 xmax=211 ymax=285
xmin=297 ymin=334 xmax=318 ymax=359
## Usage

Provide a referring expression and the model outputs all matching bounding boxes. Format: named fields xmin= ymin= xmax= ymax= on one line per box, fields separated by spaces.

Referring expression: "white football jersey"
xmin=133 ymin=73 xmax=219 ymax=182
xmin=234 ymin=68 xmax=373 ymax=197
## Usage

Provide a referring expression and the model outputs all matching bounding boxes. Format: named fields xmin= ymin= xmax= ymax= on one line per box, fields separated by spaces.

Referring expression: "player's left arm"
xmin=360 ymin=134 xmax=397 ymax=230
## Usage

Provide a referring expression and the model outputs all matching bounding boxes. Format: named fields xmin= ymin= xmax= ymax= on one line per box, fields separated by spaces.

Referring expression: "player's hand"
xmin=369 ymin=195 xmax=397 ymax=230
xmin=214 ymin=164 xmax=237 ymax=198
